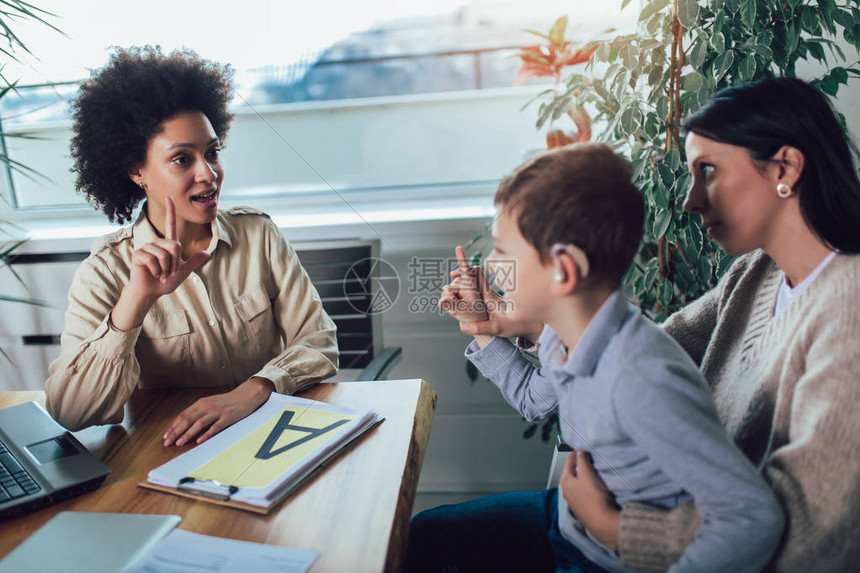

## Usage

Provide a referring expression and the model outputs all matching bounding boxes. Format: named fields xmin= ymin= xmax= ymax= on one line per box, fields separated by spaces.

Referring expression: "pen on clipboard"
xmin=177 ymin=477 xmax=238 ymax=501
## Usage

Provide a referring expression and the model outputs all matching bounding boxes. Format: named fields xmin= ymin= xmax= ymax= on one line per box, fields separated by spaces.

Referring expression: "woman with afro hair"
xmin=45 ymin=46 xmax=338 ymax=446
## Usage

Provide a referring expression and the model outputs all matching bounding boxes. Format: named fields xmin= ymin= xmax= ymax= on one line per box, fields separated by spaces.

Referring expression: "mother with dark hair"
xmin=559 ymin=76 xmax=860 ymax=572
xmin=45 ymin=47 xmax=338 ymax=445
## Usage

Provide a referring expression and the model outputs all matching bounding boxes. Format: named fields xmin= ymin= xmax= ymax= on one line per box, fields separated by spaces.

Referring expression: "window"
xmin=0 ymin=0 xmax=636 ymax=220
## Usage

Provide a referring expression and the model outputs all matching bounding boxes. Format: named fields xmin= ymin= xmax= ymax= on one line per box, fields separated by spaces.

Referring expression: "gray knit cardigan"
xmin=618 ymin=250 xmax=860 ymax=572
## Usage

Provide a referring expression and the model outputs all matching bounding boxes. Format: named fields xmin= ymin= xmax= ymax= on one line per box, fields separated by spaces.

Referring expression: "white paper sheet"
xmin=124 ymin=529 xmax=319 ymax=573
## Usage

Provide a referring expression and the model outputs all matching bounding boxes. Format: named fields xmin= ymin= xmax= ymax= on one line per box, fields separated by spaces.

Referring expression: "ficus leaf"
xmin=737 ymin=55 xmax=757 ymax=81
xmin=785 ymin=21 xmax=801 ymax=56
xmin=648 ymin=65 xmax=666 ymax=88
xmin=831 ymin=67 xmax=849 ymax=85
xmin=698 ymin=256 xmax=713 ymax=282
xmin=597 ymin=41 xmax=610 ymax=61
xmin=800 ymin=7 xmax=821 ymax=34
xmin=647 ymin=12 xmax=665 ymax=35
xmin=678 ymin=0 xmax=701 ymax=29
xmin=656 ymin=95 xmax=671 ymax=118
xmin=666 ymin=148 xmax=681 ymax=171
xmin=710 ymin=31 xmax=726 ymax=52
xmin=622 ymin=44 xmax=637 ymax=69
xmin=655 ymin=207 xmax=672 ymax=237
xmin=807 ymin=41 xmax=826 ymax=62
xmin=689 ymin=216 xmax=704 ymax=254
xmin=620 ymin=106 xmax=642 ymax=134
xmin=465 ymin=361 xmax=479 ymax=383
xmin=659 ymin=277 xmax=674 ymax=306
xmin=740 ymin=0 xmax=756 ymax=30
xmin=713 ymin=50 xmax=735 ymax=82
xmin=752 ymin=43 xmax=774 ymax=59
xmin=681 ymin=72 xmax=704 ymax=91
xmin=639 ymin=0 xmax=671 ymax=22
xmin=689 ymin=39 xmax=709 ymax=70
xmin=658 ymin=163 xmax=676 ymax=191
xmin=833 ymin=8 xmax=856 ymax=29
xmin=644 ymin=261 xmax=660 ymax=289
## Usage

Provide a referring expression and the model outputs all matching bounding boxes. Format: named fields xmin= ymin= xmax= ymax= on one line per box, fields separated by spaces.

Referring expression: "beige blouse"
xmin=45 ymin=206 xmax=338 ymax=430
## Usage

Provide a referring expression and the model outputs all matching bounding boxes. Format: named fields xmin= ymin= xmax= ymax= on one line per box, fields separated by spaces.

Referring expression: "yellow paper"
xmin=190 ymin=407 xmax=356 ymax=488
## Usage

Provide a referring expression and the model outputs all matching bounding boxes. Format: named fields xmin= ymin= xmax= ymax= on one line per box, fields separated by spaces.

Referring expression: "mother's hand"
xmin=559 ymin=451 xmax=622 ymax=552
xmin=163 ymin=377 xmax=275 ymax=447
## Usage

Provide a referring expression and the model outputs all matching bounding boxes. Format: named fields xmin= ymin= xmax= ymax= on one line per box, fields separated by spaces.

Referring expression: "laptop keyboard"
xmin=0 ymin=439 xmax=41 ymax=502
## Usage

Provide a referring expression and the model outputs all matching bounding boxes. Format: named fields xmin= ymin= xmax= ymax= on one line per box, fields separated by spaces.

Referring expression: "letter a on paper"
xmin=189 ymin=407 xmax=356 ymax=488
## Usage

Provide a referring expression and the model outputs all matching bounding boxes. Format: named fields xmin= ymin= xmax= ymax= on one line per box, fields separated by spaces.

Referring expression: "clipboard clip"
xmin=177 ymin=476 xmax=239 ymax=501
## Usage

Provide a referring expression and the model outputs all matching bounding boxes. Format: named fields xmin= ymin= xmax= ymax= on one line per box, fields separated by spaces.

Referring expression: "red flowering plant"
xmin=515 ymin=16 xmax=599 ymax=149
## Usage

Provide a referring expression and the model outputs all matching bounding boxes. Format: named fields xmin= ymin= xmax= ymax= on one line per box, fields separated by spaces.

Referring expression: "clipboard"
xmin=139 ymin=393 xmax=383 ymax=514
xmin=137 ymin=418 xmax=384 ymax=515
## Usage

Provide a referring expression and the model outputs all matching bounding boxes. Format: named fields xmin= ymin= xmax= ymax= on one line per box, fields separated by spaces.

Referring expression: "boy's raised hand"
xmin=439 ymin=246 xmax=490 ymax=323
xmin=439 ymin=246 xmax=544 ymax=344
xmin=447 ymin=252 xmax=543 ymax=343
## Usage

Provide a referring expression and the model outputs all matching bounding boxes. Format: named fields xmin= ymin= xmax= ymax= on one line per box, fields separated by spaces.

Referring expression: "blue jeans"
xmin=404 ymin=489 xmax=608 ymax=573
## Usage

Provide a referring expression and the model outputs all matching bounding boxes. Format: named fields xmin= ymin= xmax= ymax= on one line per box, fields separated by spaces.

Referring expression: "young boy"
xmin=406 ymin=144 xmax=784 ymax=573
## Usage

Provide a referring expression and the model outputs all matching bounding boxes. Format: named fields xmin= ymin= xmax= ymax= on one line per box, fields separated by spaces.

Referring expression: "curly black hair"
xmin=70 ymin=46 xmax=235 ymax=223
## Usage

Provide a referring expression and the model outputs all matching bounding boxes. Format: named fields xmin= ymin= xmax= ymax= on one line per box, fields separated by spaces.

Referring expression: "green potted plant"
xmin=507 ymin=0 xmax=859 ymax=441
xmin=0 ymin=2 xmax=62 ymax=357
xmin=534 ymin=0 xmax=859 ymax=320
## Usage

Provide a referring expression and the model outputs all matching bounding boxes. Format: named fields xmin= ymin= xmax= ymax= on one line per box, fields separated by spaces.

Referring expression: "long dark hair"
xmin=682 ymin=77 xmax=860 ymax=253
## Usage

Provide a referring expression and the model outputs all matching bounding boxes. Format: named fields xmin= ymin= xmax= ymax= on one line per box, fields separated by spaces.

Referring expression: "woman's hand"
xmin=559 ymin=451 xmax=621 ymax=552
xmin=111 ymin=197 xmax=210 ymax=330
xmin=162 ymin=377 xmax=275 ymax=447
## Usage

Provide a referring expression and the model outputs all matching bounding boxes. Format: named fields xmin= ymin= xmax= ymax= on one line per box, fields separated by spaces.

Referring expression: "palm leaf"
xmin=0 ymin=294 xmax=49 ymax=306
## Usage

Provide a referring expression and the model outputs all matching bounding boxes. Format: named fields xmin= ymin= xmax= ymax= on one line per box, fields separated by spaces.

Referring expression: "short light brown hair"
xmin=494 ymin=143 xmax=644 ymax=288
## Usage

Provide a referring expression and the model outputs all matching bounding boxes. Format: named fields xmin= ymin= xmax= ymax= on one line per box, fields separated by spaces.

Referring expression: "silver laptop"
xmin=0 ymin=401 xmax=110 ymax=520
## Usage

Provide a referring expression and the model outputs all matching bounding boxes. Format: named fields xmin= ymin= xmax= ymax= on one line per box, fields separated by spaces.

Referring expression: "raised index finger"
xmin=165 ymin=196 xmax=177 ymax=241
xmin=455 ymin=246 xmax=470 ymax=274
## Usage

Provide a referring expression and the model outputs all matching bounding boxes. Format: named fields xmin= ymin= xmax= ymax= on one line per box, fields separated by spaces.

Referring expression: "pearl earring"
xmin=776 ymin=183 xmax=793 ymax=198
xmin=554 ymin=270 xmax=565 ymax=282
xmin=138 ymin=181 xmax=146 ymax=190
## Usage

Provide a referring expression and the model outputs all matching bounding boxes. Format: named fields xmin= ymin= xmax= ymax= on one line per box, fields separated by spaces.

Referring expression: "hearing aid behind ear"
xmin=550 ymin=243 xmax=590 ymax=281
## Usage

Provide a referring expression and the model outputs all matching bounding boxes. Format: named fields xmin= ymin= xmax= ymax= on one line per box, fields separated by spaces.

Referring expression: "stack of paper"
xmin=126 ymin=529 xmax=319 ymax=573
xmin=144 ymin=393 xmax=383 ymax=511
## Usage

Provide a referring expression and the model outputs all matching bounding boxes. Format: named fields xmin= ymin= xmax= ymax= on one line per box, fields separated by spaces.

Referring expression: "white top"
xmin=774 ymin=251 xmax=837 ymax=316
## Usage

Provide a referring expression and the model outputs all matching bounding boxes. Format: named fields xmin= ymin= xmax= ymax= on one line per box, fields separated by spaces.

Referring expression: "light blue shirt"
xmin=466 ymin=289 xmax=784 ymax=573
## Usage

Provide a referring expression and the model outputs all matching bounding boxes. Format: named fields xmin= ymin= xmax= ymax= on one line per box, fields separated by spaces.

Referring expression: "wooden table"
xmin=0 ymin=379 xmax=436 ymax=573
